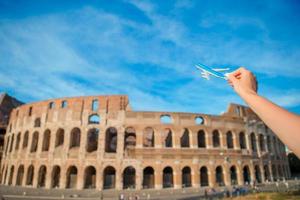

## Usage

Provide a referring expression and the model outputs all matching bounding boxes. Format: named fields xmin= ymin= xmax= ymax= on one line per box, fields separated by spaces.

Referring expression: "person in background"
xmin=227 ymin=67 xmax=300 ymax=158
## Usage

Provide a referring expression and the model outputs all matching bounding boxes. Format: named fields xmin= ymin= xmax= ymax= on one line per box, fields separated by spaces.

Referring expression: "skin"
xmin=227 ymin=67 xmax=300 ymax=158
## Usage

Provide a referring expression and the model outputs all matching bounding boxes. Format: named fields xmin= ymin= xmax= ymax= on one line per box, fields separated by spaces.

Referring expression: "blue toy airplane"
xmin=195 ymin=63 xmax=231 ymax=80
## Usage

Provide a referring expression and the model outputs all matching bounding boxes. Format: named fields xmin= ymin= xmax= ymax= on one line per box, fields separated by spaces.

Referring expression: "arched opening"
xmin=264 ymin=165 xmax=270 ymax=182
xmin=61 ymin=100 xmax=67 ymax=108
xmin=38 ymin=166 xmax=47 ymax=188
xmin=84 ymin=166 xmax=96 ymax=189
xmin=212 ymin=130 xmax=220 ymax=148
xmin=182 ymin=166 xmax=192 ymax=188
xmin=123 ymin=166 xmax=136 ymax=189
xmin=195 ymin=116 xmax=204 ymax=125
xmin=255 ymin=165 xmax=262 ymax=183
xmin=23 ymin=131 xmax=29 ymax=149
xmin=69 ymin=128 xmax=81 ymax=149
xmin=42 ymin=129 xmax=51 ymax=151
xmin=243 ymin=166 xmax=251 ymax=185
xmin=267 ymin=136 xmax=272 ymax=152
xmin=124 ymin=127 xmax=136 ymax=149
xmin=34 ymin=118 xmax=41 ymax=127
xmin=143 ymin=127 xmax=154 ymax=147
xmin=143 ymin=167 xmax=154 ymax=189
xmin=92 ymin=99 xmax=99 ymax=111
xmin=88 ymin=114 xmax=100 ymax=124
xmin=278 ymin=165 xmax=283 ymax=179
xmin=55 ymin=129 xmax=64 ymax=147
xmin=103 ymin=166 xmax=116 ymax=189
xmin=26 ymin=165 xmax=34 ymax=186
xmin=9 ymin=134 xmax=14 ymax=152
xmin=8 ymin=166 xmax=14 ymax=185
xmin=15 ymin=132 xmax=21 ymax=150
xmin=230 ymin=166 xmax=237 ymax=185
xmin=181 ymin=128 xmax=190 ymax=148
xmin=197 ymin=130 xmax=206 ymax=148
xmin=163 ymin=167 xmax=173 ymax=188
xmin=215 ymin=166 xmax=224 ymax=186
xmin=200 ymin=166 xmax=209 ymax=187
xmin=51 ymin=166 xmax=60 ymax=188
xmin=86 ymin=128 xmax=99 ymax=153
xmin=163 ymin=128 xmax=173 ymax=148
xmin=30 ymin=131 xmax=39 ymax=153
xmin=226 ymin=131 xmax=234 ymax=149
xmin=259 ymin=134 xmax=265 ymax=151
xmin=105 ymin=127 xmax=117 ymax=153
xmin=272 ymin=164 xmax=277 ymax=181
xmin=3 ymin=167 xmax=8 ymax=184
xmin=16 ymin=165 xmax=24 ymax=186
xmin=49 ymin=102 xmax=55 ymax=109
xmin=66 ymin=166 xmax=77 ymax=189
xmin=250 ymin=132 xmax=257 ymax=152
xmin=239 ymin=132 xmax=247 ymax=149
xmin=160 ymin=115 xmax=172 ymax=124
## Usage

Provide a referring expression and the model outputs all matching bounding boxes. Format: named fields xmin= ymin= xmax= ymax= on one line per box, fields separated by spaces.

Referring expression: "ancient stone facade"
xmin=0 ymin=95 xmax=290 ymax=190
xmin=0 ymin=93 xmax=23 ymax=166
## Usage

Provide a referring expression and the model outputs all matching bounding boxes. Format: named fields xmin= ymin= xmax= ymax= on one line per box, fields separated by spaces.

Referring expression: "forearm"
xmin=241 ymin=92 xmax=300 ymax=157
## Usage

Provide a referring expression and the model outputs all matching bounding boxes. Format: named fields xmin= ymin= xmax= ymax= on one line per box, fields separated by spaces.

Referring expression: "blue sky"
xmin=0 ymin=0 xmax=300 ymax=115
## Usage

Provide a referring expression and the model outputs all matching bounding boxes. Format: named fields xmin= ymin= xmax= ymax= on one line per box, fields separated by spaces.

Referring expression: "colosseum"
xmin=0 ymin=95 xmax=291 ymax=191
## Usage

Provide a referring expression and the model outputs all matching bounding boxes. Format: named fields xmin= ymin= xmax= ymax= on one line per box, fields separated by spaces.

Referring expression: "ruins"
xmin=0 ymin=95 xmax=290 ymax=190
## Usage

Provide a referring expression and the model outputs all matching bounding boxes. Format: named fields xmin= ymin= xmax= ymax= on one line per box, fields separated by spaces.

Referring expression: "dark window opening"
xmin=86 ymin=128 xmax=99 ymax=152
xmin=180 ymin=128 xmax=190 ymax=148
xmin=105 ymin=127 xmax=117 ymax=153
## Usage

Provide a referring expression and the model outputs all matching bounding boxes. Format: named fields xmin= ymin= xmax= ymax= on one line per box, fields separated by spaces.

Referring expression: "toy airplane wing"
xmin=195 ymin=63 xmax=230 ymax=80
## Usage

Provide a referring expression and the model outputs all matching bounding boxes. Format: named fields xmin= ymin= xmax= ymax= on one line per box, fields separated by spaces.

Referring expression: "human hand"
xmin=227 ymin=67 xmax=258 ymax=98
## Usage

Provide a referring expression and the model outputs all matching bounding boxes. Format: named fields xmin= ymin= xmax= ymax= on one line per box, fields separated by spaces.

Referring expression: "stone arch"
xmin=51 ymin=165 xmax=60 ymax=188
xmin=30 ymin=131 xmax=39 ymax=153
xmin=163 ymin=128 xmax=173 ymax=148
xmin=226 ymin=131 xmax=234 ymax=149
xmin=88 ymin=114 xmax=100 ymax=124
xmin=143 ymin=127 xmax=155 ymax=147
xmin=42 ymin=129 xmax=51 ymax=151
xmin=267 ymin=136 xmax=272 ymax=152
xmin=180 ymin=128 xmax=190 ymax=148
xmin=143 ymin=166 xmax=154 ymax=189
xmin=66 ymin=166 xmax=77 ymax=189
xmin=34 ymin=117 xmax=41 ymax=127
xmin=23 ymin=131 xmax=29 ymax=149
xmin=182 ymin=166 xmax=192 ymax=187
xmin=255 ymin=165 xmax=262 ymax=183
xmin=103 ymin=166 xmax=116 ymax=189
xmin=243 ymin=165 xmax=251 ymax=184
xmin=123 ymin=166 xmax=136 ymax=189
xmin=3 ymin=166 xmax=8 ymax=184
xmin=259 ymin=134 xmax=265 ymax=152
xmin=26 ymin=165 xmax=34 ymax=186
xmin=163 ymin=166 xmax=173 ymax=188
xmin=105 ymin=127 xmax=118 ymax=153
xmin=197 ymin=130 xmax=206 ymax=148
xmin=9 ymin=134 xmax=14 ymax=153
xmin=263 ymin=165 xmax=270 ymax=182
xmin=15 ymin=132 xmax=21 ymax=150
xmin=55 ymin=128 xmax=64 ymax=147
xmin=250 ymin=132 xmax=257 ymax=152
xmin=212 ymin=130 xmax=220 ymax=148
xmin=38 ymin=165 xmax=47 ymax=188
xmin=239 ymin=132 xmax=247 ymax=149
xmin=230 ymin=165 xmax=238 ymax=185
xmin=69 ymin=128 xmax=81 ymax=149
xmin=16 ymin=165 xmax=24 ymax=186
xmin=84 ymin=166 xmax=96 ymax=189
xmin=8 ymin=165 xmax=14 ymax=185
xmin=86 ymin=128 xmax=99 ymax=153
xmin=215 ymin=166 xmax=224 ymax=186
xmin=200 ymin=166 xmax=209 ymax=187
xmin=124 ymin=127 xmax=136 ymax=149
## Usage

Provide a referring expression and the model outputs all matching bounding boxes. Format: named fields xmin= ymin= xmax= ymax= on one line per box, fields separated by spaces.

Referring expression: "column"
xmin=208 ymin=166 xmax=215 ymax=187
xmin=174 ymin=165 xmax=181 ymax=189
xmin=192 ymin=165 xmax=200 ymax=188
xmin=45 ymin=165 xmax=52 ymax=188
xmin=223 ymin=165 xmax=230 ymax=186
xmin=155 ymin=165 xmax=162 ymax=189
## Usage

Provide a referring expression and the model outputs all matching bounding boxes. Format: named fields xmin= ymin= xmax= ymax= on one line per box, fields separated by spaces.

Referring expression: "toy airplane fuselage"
xmin=195 ymin=63 xmax=230 ymax=80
